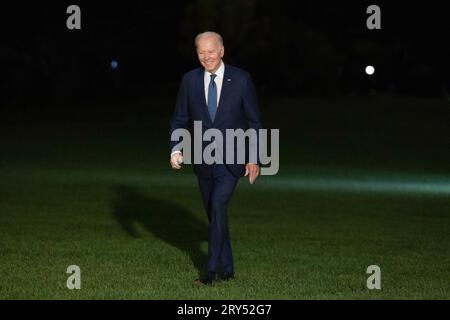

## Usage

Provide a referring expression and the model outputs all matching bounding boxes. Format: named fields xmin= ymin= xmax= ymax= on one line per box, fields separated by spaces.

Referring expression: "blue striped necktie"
xmin=207 ymin=74 xmax=217 ymax=122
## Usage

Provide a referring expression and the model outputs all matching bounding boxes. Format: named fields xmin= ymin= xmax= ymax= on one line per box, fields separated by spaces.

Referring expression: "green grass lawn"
xmin=0 ymin=95 xmax=449 ymax=299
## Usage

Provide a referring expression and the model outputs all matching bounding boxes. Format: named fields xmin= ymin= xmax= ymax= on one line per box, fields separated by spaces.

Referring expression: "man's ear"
xmin=220 ymin=46 xmax=225 ymax=58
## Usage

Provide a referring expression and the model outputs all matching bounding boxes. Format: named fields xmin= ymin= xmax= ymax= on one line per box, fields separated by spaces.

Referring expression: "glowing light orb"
xmin=365 ymin=65 xmax=375 ymax=75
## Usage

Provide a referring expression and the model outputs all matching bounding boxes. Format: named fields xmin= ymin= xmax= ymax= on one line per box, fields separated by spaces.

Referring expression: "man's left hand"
xmin=245 ymin=163 xmax=260 ymax=184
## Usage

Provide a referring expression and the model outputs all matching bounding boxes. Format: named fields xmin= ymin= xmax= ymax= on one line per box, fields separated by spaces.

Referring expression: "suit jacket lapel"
xmin=215 ymin=64 xmax=231 ymax=123
xmin=196 ymin=68 xmax=212 ymax=126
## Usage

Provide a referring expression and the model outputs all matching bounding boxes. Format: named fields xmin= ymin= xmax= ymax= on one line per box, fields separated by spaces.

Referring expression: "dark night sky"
xmin=1 ymin=1 xmax=450 ymax=106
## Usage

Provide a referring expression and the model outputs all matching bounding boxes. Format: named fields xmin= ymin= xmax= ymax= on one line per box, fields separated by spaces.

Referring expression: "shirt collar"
xmin=205 ymin=60 xmax=225 ymax=78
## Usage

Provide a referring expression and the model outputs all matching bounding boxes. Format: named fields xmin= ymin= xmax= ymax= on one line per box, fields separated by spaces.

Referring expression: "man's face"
xmin=196 ymin=36 xmax=224 ymax=73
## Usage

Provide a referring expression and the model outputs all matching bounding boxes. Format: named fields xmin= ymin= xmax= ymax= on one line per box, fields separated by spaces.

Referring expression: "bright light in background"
xmin=111 ymin=60 xmax=118 ymax=70
xmin=34 ymin=167 xmax=450 ymax=197
xmin=365 ymin=65 xmax=375 ymax=75
xmin=247 ymin=173 xmax=450 ymax=196
xmin=140 ymin=172 xmax=450 ymax=196
xmin=253 ymin=176 xmax=450 ymax=195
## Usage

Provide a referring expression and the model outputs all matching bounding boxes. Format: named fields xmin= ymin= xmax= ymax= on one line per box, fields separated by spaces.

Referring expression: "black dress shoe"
xmin=218 ymin=272 xmax=235 ymax=281
xmin=193 ymin=272 xmax=216 ymax=286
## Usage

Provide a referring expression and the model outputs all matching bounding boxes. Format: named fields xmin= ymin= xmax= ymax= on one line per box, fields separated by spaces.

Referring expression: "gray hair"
xmin=195 ymin=31 xmax=224 ymax=47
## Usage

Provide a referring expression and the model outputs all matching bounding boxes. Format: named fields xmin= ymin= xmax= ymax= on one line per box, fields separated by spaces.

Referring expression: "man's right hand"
xmin=170 ymin=152 xmax=183 ymax=170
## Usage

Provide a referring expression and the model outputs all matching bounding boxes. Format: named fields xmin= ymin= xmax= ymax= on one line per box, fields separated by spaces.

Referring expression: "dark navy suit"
xmin=169 ymin=63 xmax=263 ymax=274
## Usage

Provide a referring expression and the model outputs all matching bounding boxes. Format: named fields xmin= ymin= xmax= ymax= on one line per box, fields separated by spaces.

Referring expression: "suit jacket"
xmin=169 ymin=64 xmax=263 ymax=178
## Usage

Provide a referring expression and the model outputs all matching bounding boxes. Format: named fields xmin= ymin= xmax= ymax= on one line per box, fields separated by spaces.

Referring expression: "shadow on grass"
xmin=111 ymin=185 xmax=208 ymax=277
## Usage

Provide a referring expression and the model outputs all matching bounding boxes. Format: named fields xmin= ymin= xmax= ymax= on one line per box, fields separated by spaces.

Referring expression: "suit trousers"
xmin=197 ymin=164 xmax=239 ymax=274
